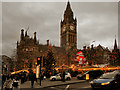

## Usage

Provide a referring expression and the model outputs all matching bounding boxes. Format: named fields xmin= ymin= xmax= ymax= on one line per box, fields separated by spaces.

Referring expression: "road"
xmin=43 ymin=81 xmax=120 ymax=90
xmin=43 ymin=81 xmax=92 ymax=90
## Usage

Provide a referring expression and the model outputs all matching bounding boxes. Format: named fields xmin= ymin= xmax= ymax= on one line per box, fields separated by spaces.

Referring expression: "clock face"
xmin=70 ymin=25 xmax=74 ymax=30
xmin=63 ymin=26 xmax=66 ymax=32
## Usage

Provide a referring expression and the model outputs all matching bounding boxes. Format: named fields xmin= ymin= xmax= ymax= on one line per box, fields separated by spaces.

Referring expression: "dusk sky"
xmin=2 ymin=0 xmax=118 ymax=57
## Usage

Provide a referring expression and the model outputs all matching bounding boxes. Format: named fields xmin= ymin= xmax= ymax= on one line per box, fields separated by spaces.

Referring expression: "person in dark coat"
xmin=30 ymin=72 xmax=36 ymax=88
xmin=62 ymin=71 xmax=65 ymax=82
xmin=21 ymin=73 xmax=24 ymax=84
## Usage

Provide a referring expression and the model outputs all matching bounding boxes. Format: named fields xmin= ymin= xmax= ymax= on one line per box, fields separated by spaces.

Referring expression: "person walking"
xmin=30 ymin=72 xmax=36 ymax=88
xmin=3 ymin=78 xmax=13 ymax=89
xmin=62 ymin=70 xmax=65 ymax=82
xmin=12 ymin=76 xmax=20 ymax=90
xmin=21 ymin=73 xmax=24 ymax=84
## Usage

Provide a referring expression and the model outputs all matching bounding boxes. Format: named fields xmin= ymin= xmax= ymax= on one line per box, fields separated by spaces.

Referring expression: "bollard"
xmin=86 ymin=74 xmax=89 ymax=80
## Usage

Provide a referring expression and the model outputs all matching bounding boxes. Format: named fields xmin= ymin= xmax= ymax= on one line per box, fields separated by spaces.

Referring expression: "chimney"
xmin=91 ymin=44 xmax=94 ymax=49
xmin=21 ymin=29 xmax=24 ymax=41
xmin=25 ymin=30 xmax=27 ymax=37
xmin=47 ymin=40 xmax=49 ymax=46
xmin=87 ymin=46 xmax=90 ymax=50
xmin=83 ymin=46 xmax=86 ymax=50
xmin=34 ymin=32 xmax=36 ymax=42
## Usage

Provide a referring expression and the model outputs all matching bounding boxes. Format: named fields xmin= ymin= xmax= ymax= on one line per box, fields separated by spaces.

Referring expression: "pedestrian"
xmin=62 ymin=70 xmax=65 ymax=82
xmin=30 ymin=72 xmax=36 ymax=88
xmin=2 ymin=74 xmax=6 ymax=86
xmin=12 ymin=77 xmax=20 ymax=90
xmin=21 ymin=72 xmax=24 ymax=84
xmin=23 ymin=71 xmax=26 ymax=82
xmin=3 ymin=78 xmax=13 ymax=89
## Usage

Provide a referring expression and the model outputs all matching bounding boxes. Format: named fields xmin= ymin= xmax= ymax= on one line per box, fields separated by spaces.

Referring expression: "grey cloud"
xmin=2 ymin=2 xmax=118 ymax=56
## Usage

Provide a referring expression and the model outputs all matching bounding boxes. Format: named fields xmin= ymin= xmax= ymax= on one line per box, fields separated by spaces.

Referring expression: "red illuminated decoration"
xmin=76 ymin=56 xmax=84 ymax=61
xmin=77 ymin=51 xmax=83 ymax=56
xmin=76 ymin=51 xmax=85 ymax=64
xmin=77 ymin=56 xmax=80 ymax=61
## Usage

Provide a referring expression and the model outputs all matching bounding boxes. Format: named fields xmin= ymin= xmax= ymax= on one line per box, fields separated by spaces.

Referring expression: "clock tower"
xmin=60 ymin=1 xmax=77 ymax=50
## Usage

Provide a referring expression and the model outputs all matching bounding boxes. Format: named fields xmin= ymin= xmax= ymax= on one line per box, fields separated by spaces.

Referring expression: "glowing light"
xmin=86 ymin=74 xmax=89 ymax=80
xmin=101 ymin=82 xmax=110 ymax=85
xmin=38 ymin=58 xmax=40 ymax=60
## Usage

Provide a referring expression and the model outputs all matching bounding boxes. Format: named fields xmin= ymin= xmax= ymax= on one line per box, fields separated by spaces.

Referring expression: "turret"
xmin=47 ymin=40 xmax=49 ymax=46
xmin=114 ymin=37 xmax=117 ymax=50
xmin=25 ymin=30 xmax=27 ymax=37
xmin=20 ymin=29 xmax=24 ymax=41
xmin=91 ymin=44 xmax=94 ymax=49
xmin=83 ymin=46 xmax=86 ymax=50
xmin=34 ymin=32 xmax=36 ymax=42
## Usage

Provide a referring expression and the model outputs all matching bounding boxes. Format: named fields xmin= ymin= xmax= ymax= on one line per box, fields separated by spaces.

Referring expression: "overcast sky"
xmin=2 ymin=1 xmax=118 ymax=57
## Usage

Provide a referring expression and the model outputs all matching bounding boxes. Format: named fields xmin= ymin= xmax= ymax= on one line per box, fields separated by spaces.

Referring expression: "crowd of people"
xmin=2 ymin=71 xmax=29 ymax=89
xmin=2 ymin=70 xmax=57 ymax=89
xmin=2 ymin=69 xmax=79 ymax=89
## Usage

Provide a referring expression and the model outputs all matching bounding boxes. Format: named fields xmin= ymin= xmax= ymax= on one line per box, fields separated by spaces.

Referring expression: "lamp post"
xmin=39 ymin=50 xmax=43 ymax=86
xmin=67 ymin=52 xmax=70 ymax=67
xmin=40 ymin=50 xmax=44 ymax=67
xmin=57 ymin=56 xmax=59 ymax=67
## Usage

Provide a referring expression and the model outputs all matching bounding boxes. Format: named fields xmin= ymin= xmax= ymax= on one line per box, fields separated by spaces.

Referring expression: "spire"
xmin=65 ymin=1 xmax=72 ymax=12
xmin=25 ymin=26 xmax=29 ymax=37
xmin=64 ymin=1 xmax=74 ymax=23
xmin=114 ymin=35 xmax=117 ymax=50
xmin=64 ymin=1 xmax=73 ymax=14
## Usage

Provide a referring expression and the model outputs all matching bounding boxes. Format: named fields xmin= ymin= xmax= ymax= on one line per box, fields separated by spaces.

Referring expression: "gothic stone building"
xmin=16 ymin=2 xmax=78 ymax=70
xmin=109 ymin=38 xmax=120 ymax=66
xmin=81 ymin=44 xmax=111 ymax=65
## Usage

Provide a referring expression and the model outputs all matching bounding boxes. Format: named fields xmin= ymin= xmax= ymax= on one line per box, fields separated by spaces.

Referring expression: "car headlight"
xmin=78 ymin=75 xmax=82 ymax=77
xmin=90 ymin=81 xmax=93 ymax=84
xmin=101 ymin=82 xmax=110 ymax=85
xmin=50 ymin=77 xmax=52 ymax=79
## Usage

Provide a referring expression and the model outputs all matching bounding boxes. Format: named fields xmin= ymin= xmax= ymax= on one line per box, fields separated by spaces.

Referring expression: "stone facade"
xmin=109 ymin=38 xmax=120 ymax=66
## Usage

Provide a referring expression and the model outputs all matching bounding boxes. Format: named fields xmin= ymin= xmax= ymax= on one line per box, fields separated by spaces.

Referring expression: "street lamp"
xmin=40 ymin=50 xmax=44 ymax=67
xmin=57 ymin=56 xmax=60 ymax=67
xmin=39 ymin=50 xmax=43 ymax=86
xmin=67 ymin=52 xmax=70 ymax=67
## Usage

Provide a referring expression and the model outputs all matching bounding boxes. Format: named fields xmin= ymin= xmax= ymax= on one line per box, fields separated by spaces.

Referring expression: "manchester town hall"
xmin=16 ymin=1 xmax=119 ymax=70
xmin=17 ymin=1 xmax=78 ymax=70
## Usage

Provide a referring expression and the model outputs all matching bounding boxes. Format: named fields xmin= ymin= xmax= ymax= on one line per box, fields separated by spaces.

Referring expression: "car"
xmin=77 ymin=70 xmax=104 ymax=80
xmin=50 ymin=72 xmax=71 ymax=81
xmin=90 ymin=71 xmax=120 ymax=89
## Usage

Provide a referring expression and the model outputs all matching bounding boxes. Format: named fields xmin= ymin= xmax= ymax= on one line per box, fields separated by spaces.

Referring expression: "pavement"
xmin=20 ymin=78 xmax=86 ymax=88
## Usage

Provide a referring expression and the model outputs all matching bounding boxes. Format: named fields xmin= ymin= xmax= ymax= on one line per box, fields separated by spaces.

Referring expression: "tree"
xmin=46 ymin=48 xmax=56 ymax=74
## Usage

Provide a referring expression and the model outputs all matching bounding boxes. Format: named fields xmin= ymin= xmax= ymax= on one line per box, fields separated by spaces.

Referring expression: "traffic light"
xmin=37 ymin=57 xmax=41 ymax=65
